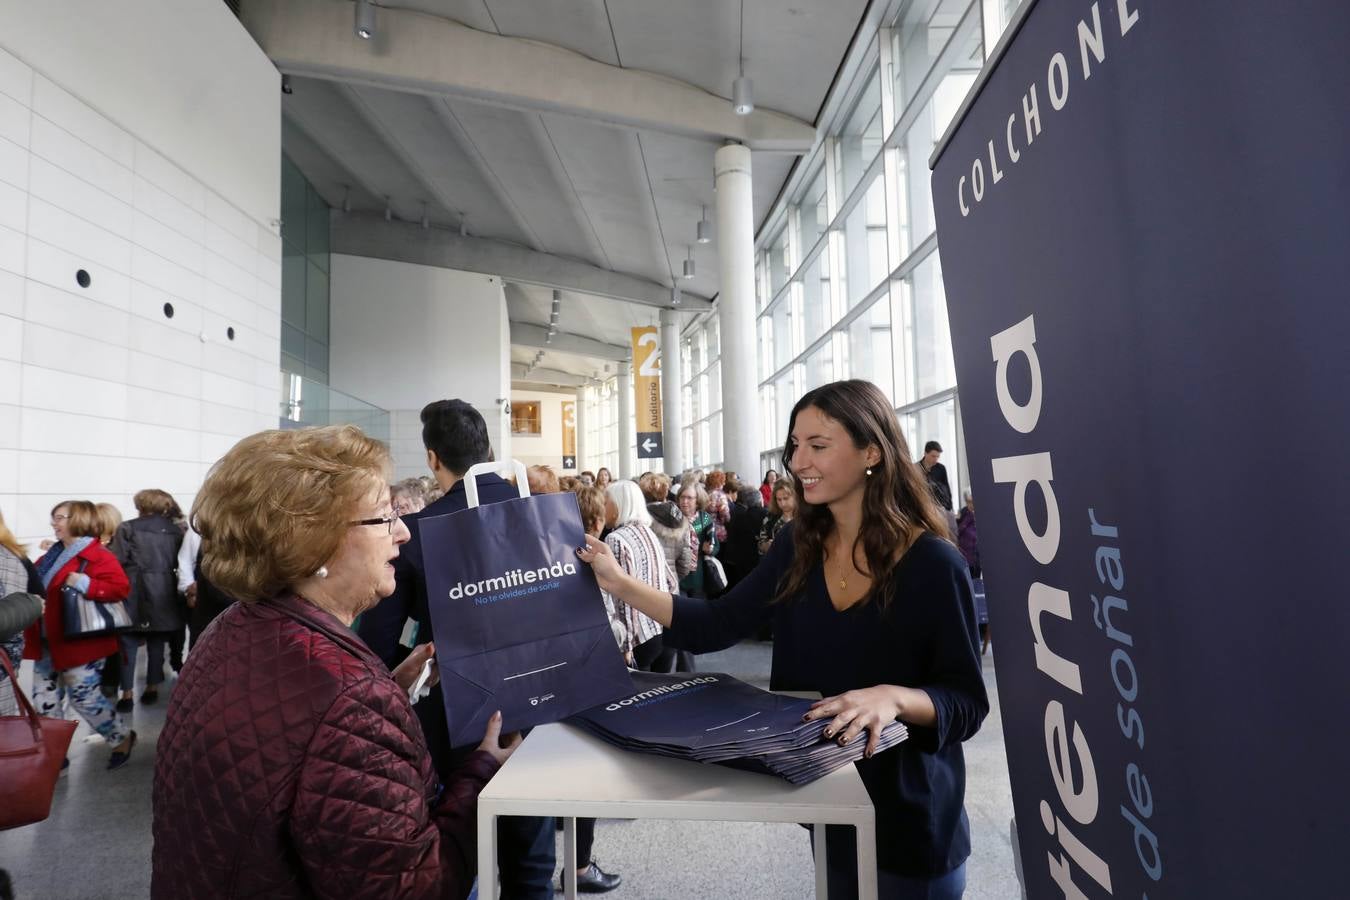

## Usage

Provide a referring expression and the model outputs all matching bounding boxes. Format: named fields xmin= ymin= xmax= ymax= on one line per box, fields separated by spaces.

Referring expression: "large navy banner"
xmin=931 ymin=2 xmax=1350 ymax=897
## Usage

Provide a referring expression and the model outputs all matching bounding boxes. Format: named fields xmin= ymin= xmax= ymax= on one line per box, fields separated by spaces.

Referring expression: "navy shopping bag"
xmin=421 ymin=460 xmax=634 ymax=747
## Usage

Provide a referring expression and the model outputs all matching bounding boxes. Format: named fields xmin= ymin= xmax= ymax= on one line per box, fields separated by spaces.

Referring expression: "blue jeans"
xmin=818 ymin=825 xmax=967 ymax=900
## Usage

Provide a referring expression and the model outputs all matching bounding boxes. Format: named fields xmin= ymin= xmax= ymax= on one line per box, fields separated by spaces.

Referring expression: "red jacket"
xmin=152 ymin=594 xmax=499 ymax=899
xmin=23 ymin=541 xmax=129 ymax=670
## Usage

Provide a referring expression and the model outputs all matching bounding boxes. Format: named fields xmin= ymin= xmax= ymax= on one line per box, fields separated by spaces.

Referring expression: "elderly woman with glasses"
xmin=152 ymin=426 xmax=521 ymax=900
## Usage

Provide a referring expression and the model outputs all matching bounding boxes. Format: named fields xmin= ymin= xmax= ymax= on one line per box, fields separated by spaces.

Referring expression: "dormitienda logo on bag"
xmin=605 ymin=676 xmax=719 ymax=711
xmin=447 ymin=560 xmax=580 ymax=606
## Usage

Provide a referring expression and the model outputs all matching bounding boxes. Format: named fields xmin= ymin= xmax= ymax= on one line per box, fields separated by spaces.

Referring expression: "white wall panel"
xmin=0 ymin=269 xmax=20 ymax=318
xmin=19 ymin=407 xmax=126 ymax=455
xmin=1 ymin=23 xmax=280 ymax=544
xmin=0 ymin=179 xmax=25 ymax=232
xmin=133 ymin=141 xmax=204 ymax=214
xmin=27 ymin=240 xmax=131 ymax=311
xmin=31 ymin=76 xmax=133 ymax=168
xmin=22 ymin=321 xmax=128 ymax=380
xmin=125 ymin=385 xmax=201 ymax=431
xmin=24 ymin=280 xmax=131 ymax=347
xmin=126 ymin=317 xmax=202 ymax=369
xmin=133 ymin=175 xmax=204 ymax=244
xmin=28 ymin=117 xmax=132 ymax=202
xmin=130 ymin=244 xmax=201 ymax=303
xmin=27 ymin=197 xmax=131 ymax=274
xmin=20 ymin=363 xmax=128 ymax=418
xmin=19 ymin=451 xmax=127 ymax=494
xmin=203 ymin=219 xmax=256 ymax=277
xmin=126 ymin=349 xmax=202 ymax=400
xmin=204 ymin=249 xmax=256 ymax=303
xmin=124 ymin=421 xmax=199 ymax=462
xmin=0 ymin=48 xmax=32 ymax=106
xmin=0 ymin=403 xmax=18 ymax=448
xmin=133 ymin=209 xmax=205 ymax=274
xmin=0 ymin=136 xmax=28 ymax=191
xmin=0 ymin=224 xmax=24 ymax=275
xmin=0 ymin=360 xmax=17 ymax=405
xmin=28 ymin=157 xmax=131 ymax=236
xmin=0 ymin=314 xmax=19 ymax=361
xmin=0 ymin=91 xmax=29 ymax=148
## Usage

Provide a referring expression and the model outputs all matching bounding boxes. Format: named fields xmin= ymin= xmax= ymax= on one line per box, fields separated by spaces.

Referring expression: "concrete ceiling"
xmin=241 ymin=0 xmax=869 ymax=387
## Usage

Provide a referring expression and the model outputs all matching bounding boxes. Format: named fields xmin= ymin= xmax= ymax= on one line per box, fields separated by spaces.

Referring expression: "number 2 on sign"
xmin=637 ymin=332 xmax=660 ymax=377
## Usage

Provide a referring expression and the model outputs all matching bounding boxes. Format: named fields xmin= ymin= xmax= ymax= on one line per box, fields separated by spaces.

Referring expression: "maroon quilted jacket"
xmin=152 ymin=593 xmax=499 ymax=899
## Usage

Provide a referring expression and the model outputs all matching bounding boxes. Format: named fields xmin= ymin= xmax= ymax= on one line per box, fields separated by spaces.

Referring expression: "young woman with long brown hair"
xmin=577 ymin=380 xmax=987 ymax=899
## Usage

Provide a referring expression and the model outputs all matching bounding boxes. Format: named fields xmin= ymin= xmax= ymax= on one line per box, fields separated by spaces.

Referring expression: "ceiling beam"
xmin=510 ymin=321 xmax=628 ymax=362
xmin=511 ymin=365 xmax=588 ymax=388
xmin=332 ymin=213 xmax=711 ymax=310
xmin=240 ymin=0 xmax=817 ymax=152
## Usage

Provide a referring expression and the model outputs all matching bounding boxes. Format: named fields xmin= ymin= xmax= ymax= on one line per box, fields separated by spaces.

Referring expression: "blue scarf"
xmin=36 ymin=537 xmax=94 ymax=591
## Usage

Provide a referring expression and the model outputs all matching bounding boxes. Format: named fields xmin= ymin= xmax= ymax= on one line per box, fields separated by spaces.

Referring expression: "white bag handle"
xmin=462 ymin=459 xmax=531 ymax=508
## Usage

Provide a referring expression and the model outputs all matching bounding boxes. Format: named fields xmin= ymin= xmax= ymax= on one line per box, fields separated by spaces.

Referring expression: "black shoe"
xmin=576 ymin=861 xmax=621 ymax=894
xmin=115 ymin=697 xmax=134 ymax=713
xmin=140 ymin=688 xmax=158 ymax=705
xmin=107 ymin=731 xmax=136 ymax=771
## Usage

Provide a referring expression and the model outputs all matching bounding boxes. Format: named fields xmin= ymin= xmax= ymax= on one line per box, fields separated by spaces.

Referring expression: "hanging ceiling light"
xmin=732 ymin=0 xmax=753 ymax=115
xmin=341 ymin=185 xmax=351 ymax=213
xmin=420 ymin=201 xmax=429 ymax=229
xmin=383 ymin=197 xmax=392 ymax=222
xmin=671 ymin=284 xmax=682 ymax=306
xmin=355 ymin=0 xmax=377 ymax=40
xmin=682 ymin=247 xmax=696 ymax=279
xmin=696 ymin=205 xmax=712 ymax=243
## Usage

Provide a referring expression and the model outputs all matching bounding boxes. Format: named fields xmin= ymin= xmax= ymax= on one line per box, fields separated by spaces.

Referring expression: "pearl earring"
xmin=865 ymin=467 xmax=873 ymax=476
xmin=315 ymin=566 xmax=328 ymax=579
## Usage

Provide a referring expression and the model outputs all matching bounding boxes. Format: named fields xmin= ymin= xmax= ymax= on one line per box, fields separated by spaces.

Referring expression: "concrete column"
xmin=659 ymin=308 xmax=685 ymax=475
xmin=574 ymin=386 xmax=588 ymax=471
xmin=714 ymin=142 xmax=761 ymax=482
xmin=617 ymin=361 xmax=634 ymax=479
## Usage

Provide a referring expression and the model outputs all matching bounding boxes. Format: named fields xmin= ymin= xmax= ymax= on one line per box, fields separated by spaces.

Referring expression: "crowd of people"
xmin=0 ymin=378 xmax=989 ymax=900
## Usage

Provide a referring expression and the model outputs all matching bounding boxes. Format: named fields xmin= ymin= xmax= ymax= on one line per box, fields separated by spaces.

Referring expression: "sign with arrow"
xmin=637 ymin=433 xmax=663 ymax=459
xmin=561 ymin=401 xmax=577 ymax=470
xmin=631 ymin=327 xmax=663 ymax=459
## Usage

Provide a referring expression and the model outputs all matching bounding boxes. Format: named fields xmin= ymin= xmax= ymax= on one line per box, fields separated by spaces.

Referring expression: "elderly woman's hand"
xmin=477 ymin=711 xmax=523 ymax=768
xmin=392 ymin=642 xmax=439 ymax=694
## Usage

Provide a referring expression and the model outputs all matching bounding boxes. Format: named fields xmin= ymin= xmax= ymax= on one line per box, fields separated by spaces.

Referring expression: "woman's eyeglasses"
xmin=348 ymin=512 xmax=400 ymax=535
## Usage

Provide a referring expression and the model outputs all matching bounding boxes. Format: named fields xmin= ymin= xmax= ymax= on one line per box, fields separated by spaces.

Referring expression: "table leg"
xmin=813 ymin=823 xmax=829 ymax=900
xmin=563 ymin=816 xmax=578 ymax=900
xmin=855 ymin=820 xmax=878 ymax=900
xmin=477 ymin=811 xmax=497 ymax=900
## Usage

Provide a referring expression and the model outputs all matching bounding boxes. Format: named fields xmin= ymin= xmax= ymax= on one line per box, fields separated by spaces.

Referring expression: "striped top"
xmin=603 ymin=522 xmax=678 ymax=655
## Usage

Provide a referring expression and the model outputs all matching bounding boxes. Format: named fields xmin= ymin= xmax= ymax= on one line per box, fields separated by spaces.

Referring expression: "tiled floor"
xmin=0 ymin=641 xmax=1019 ymax=899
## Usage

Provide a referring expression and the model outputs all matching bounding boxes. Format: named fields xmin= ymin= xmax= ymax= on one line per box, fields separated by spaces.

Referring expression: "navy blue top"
xmin=664 ymin=523 xmax=988 ymax=877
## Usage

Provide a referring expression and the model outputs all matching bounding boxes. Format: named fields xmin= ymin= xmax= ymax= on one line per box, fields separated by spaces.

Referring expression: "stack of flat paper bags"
xmin=568 ymin=671 xmax=906 ymax=785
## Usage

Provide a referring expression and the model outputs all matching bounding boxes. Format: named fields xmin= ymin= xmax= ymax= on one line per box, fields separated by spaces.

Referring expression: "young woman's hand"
xmin=576 ymin=534 xmax=625 ymax=594
xmin=805 ymin=686 xmax=906 ymax=759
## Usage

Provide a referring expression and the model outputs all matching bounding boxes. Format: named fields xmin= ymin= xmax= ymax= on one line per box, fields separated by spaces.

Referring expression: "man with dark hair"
xmin=359 ymin=399 xmax=558 ymax=899
xmin=918 ymin=440 xmax=953 ymax=511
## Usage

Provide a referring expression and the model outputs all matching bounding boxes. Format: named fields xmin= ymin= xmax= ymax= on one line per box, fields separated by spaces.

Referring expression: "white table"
xmin=476 ymin=721 xmax=878 ymax=899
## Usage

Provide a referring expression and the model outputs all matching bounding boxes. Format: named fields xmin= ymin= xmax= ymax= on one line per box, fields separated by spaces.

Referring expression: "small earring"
xmin=315 ymin=566 xmax=328 ymax=579
xmin=865 ymin=467 xmax=873 ymax=476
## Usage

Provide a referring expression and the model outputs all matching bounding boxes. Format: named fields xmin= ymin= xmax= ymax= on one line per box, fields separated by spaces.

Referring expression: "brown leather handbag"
xmin=0 ymin=648 xmax=77 ymax=830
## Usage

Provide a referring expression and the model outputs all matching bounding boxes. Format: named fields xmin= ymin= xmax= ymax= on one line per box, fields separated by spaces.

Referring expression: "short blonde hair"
xmin=52 ymin=500 xmax=100 ymax=540
xmin=527 ymin=465 xmax=560 ymax=495
xmin=133 ymin=488 xmax=179 ymax=518
xmin=574 ymin=485 xmax=606 ymax=534
xmin=638 ymin=472 xmax=671 ymax=503
xmin=95 ymin=503 xmax=123 ymax=543
xmin=192 ymin=426 xmax=391 ymax=602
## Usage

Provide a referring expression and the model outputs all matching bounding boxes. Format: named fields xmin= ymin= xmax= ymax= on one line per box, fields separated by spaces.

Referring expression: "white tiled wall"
xmin=0 ymin=46 xmax=281 ymax=547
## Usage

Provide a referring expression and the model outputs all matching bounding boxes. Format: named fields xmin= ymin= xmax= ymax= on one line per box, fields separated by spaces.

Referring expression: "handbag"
xmin=60 ymin=560 xmax=133 ymax=639
xmin=0 ymin=647 xmax=77 ymax=830
xmin=702 ymin=555 xmax=729 ymax=595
